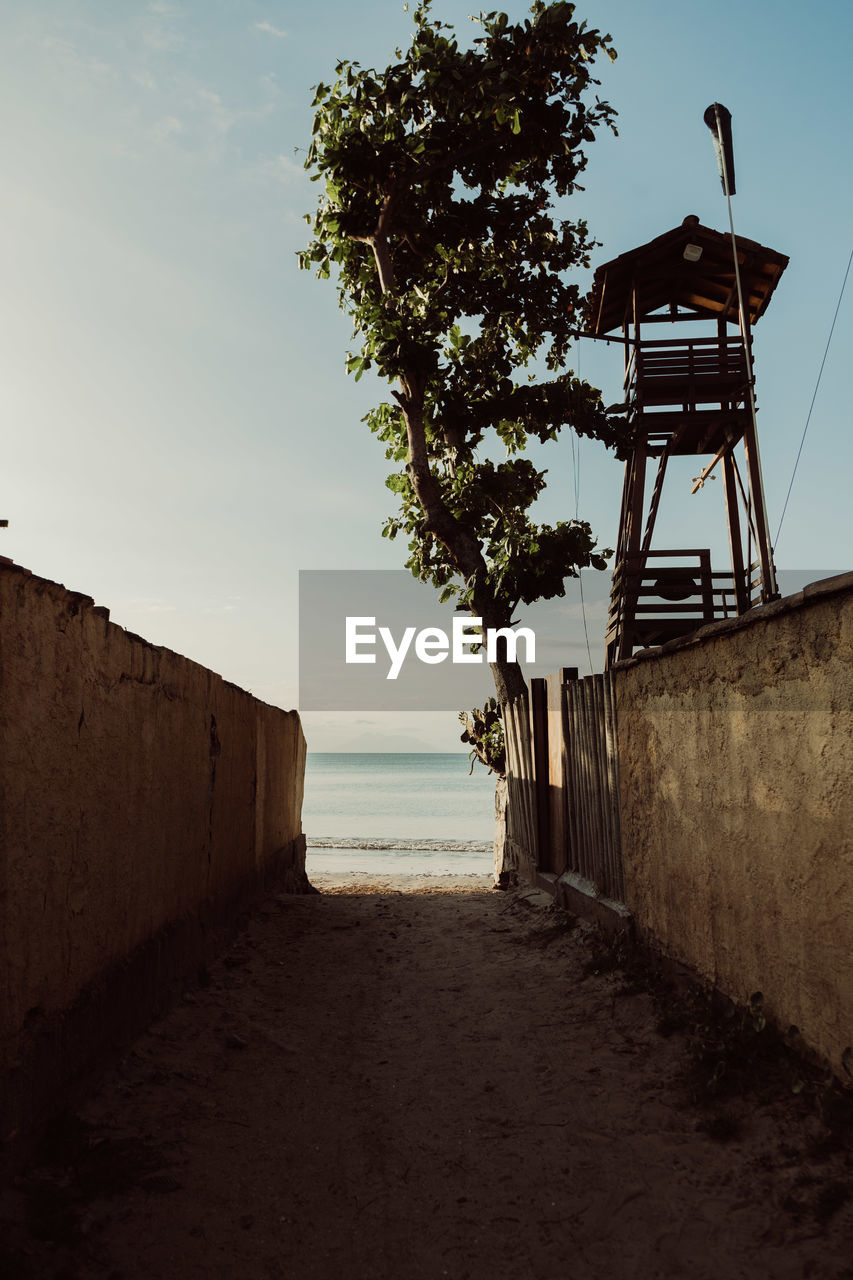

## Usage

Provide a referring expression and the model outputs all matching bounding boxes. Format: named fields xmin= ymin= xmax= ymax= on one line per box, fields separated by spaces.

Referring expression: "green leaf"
xmin=302 ymin=0 xmax=620 ymax=679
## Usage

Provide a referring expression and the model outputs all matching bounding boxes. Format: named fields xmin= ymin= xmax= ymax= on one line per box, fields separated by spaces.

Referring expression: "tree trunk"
xmin=396 ymin=388 xmax=531 ymax=885
xmin=488 ymin=657 xmax=527 ymax=707
xmin=492 ymin=773 xmax=509 ymax=888
xmin=489 ymin=656 xmax=529 ymax=888
xmin=495 ymin=693 xmax=537 ymax=887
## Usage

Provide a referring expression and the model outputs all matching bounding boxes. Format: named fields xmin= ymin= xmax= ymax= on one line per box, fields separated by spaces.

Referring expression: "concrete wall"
xmin=0 ymin=561 xmax=307 ymax=1154
xmin=613 ymin=574 xmax=853 ymax=1075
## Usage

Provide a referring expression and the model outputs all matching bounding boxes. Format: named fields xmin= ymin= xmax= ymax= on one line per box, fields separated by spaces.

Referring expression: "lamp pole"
xmin=704 ymin=103 xmax=779 ymax=600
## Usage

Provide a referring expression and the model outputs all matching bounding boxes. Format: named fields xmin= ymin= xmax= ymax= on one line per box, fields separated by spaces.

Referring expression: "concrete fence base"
xmin=525 ymin=573 xmax=852 ymax=1079
xmin=0 ymin=562 xmax=309 ymax=1169
xmin=613 ymin=573 xmax=853 ymax=1077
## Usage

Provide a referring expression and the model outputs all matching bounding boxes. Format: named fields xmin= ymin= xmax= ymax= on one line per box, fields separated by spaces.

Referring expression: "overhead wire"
xmin=570 ymin=341 xmax=595 ymax=675
xmin=775 ymin=247 xmax=853 ymax=547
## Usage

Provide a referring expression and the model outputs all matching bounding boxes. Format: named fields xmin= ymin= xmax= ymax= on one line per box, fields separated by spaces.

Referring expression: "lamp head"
xmin=703 ymin=102 xmax=736 ymax=196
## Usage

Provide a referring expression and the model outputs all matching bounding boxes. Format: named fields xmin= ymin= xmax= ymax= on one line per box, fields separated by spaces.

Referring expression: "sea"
xmin=303 ymin=753 xmax=496 ymax=878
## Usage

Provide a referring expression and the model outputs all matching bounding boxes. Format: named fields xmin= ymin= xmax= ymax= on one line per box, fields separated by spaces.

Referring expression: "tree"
xmin=300 ymin=0 xmax=626 ymax=708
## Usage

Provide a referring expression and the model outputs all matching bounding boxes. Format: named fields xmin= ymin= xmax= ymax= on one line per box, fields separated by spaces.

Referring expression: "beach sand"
xmin=4 ymin=879 xmax=852 ymax=1278
xmin=309 ymin=869 xmax=496 ymax=895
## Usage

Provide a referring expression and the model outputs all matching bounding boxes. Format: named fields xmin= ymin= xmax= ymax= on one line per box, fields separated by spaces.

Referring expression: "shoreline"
xmin=306 ymin=847 xmax=494 ymax=882
xmin=307 ymin=869 xmax=497 ymax=894
xmin=307 ymin=836 xmax=492 ymax=851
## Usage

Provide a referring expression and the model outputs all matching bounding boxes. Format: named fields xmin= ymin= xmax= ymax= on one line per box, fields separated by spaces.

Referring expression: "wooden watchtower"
xmin=585 ymin=215 xmax=789 ymax=667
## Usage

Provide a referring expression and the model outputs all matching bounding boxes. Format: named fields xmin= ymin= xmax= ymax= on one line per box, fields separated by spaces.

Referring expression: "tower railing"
xmin=606 ymin=549 xmax=753 ymax=661
xmin=626 ymin=336 xmax=750 ymax=416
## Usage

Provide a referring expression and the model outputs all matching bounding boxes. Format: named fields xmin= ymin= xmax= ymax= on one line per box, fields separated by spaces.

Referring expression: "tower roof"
xmin=585 ymin=216 xmax=788 ymax=336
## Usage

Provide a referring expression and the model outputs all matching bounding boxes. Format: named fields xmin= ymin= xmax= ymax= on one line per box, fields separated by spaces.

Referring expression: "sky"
xmin=1 ymin=0 xmax=850 ymax=750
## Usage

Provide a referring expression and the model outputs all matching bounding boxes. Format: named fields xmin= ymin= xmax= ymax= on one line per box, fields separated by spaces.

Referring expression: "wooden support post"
xmin=545 ymin=671 xmax=573 ymax=876
xmin=723 ymin=450 xmax=748 ymax=612
xmin=566 ymin=682 xmax=585 ymax=880
xmin=529 ymin=678 xmax=549 ymax=874
xmin=642 ymin=447 xmax=669 ymax=553
xmin=581 ymin=681 xmax=604 ymax=888
xmin=515 ymin=697 xmax=536 ymax=878
xmin=742 ymin=405 xmax=779 ymax=603
xmin=574 ymin=680 xmax=595 ymax=884
xmin=590 ymin=677 xmax=611 ymax=893
xmin=560 ymin=668 xmax=579 ymax=874
xmin=602 ymin=671 xmax=625 ymax=902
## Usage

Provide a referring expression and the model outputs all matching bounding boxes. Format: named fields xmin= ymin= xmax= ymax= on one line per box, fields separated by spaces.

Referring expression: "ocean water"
xmin=302 ymin=753 xmax=496 ymax=876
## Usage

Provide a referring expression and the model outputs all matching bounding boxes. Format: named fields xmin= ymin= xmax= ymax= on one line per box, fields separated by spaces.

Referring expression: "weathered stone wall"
xmin=613 ymin=574 xmax=853 ymax=1074
xmin=0 ymin=562 xmax=307 ymax=1155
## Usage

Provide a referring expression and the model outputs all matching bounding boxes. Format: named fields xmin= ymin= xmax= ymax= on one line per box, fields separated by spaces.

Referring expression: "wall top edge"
xmin=0 ymin=560 xmax=299 ymax=721
xmin=609 ymin=571 xmax=853 ymax=673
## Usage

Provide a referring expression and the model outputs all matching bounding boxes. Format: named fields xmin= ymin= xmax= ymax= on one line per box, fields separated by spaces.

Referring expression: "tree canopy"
xmin=300 ymin=0 xmax=627 ymax=702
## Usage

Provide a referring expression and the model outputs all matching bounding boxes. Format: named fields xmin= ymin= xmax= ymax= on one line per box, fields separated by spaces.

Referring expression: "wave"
xmin=306 ymin=836 xmax=493 ymax=853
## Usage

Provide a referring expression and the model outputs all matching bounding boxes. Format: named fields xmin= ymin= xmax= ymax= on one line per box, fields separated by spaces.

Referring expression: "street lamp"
xmin=704 ymin=102 xmax=779 ymax=600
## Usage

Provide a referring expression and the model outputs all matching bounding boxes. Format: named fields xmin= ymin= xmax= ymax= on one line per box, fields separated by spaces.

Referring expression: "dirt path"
xmin=4 ymin=879 xmax=853 ymax=1279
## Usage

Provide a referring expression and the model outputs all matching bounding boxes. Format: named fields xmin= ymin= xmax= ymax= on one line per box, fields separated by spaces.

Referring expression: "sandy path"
xmin=4 ymin=878 xmax=852 ymax=1279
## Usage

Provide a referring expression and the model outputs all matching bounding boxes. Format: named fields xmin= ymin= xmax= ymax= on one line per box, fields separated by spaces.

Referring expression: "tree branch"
xmin=371 ymin=193 xmax=398 ymax=294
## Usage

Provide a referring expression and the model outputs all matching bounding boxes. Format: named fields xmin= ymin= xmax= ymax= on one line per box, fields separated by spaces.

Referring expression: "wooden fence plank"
xmin=590 ymin=677 xmax=612 ymax=896
xmin=505 ymin=694 xmax=537 ymax=879
xmin=503 ymin=670 xmax=625 ymax=903
xmin=582 ymin=680 xmax=605 ymax=886
xmin=560 ymin=679 xmax=577 ymax=874
xmin=546 ymin=672 xmax=568 ymax=875
xmin=530 ymin=678 xmax=550 ymax=873
xmin=603 ymin=671 xmax=625 ymax=900
xmin=573 ymin=681 xmax=594 ymax=884
xmin=518 ymin=696 xmax=536 ymax=864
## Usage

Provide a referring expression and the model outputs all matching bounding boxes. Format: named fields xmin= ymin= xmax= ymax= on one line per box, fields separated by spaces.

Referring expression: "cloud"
xmin=123 ymin=598 xmax=178 ymax=614
xmin=150 ymin=115 xmax=183 ymax=141
xmin=133 ymin=68 xmax=158 ymax=91
xmin=259 ymin=153 xmax=308 ymax=184
xmin=259 ymin=72 xmax=281 ymax=98
xmin=254 ymin=21 xmax=288 ymax=39
xmin=40 ymin=34 xmax=116 ymax=87
xmin=196 ymin=86 xmax=232 ymax=133
xmin=190 ymin=86 xmax=276 ymax=142
xmin=142 ymin=24 xmax=184 ymax=52
xmin=142 ymin=2 xmax=185 ymax=52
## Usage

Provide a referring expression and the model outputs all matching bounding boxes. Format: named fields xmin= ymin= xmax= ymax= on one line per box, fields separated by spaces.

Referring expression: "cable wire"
xmin=775 ymin=247 xmax=853 ymax=547
xmin=569 ymin=346 xmax=595 ymax=675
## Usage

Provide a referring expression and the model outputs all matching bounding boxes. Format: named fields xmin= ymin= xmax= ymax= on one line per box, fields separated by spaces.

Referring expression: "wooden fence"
xmin=504 ymin=668 xmax=625 ymax=903
xmin=502 ymin=693 xmax=538 ymax=884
